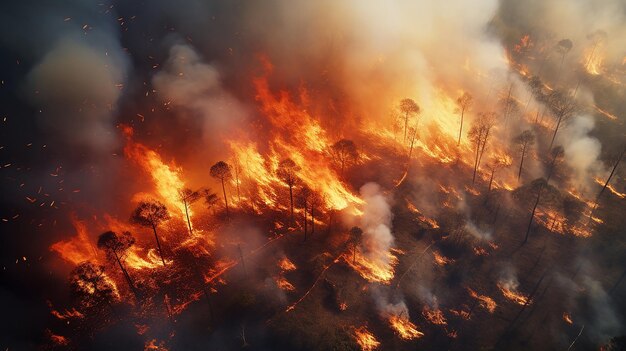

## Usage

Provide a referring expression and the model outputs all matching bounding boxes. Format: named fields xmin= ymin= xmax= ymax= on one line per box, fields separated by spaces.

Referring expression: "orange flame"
xmin=388 ymin=314 xmax=424 ymax=340
xmin=353 ymin=326 xmax=380 ymax=351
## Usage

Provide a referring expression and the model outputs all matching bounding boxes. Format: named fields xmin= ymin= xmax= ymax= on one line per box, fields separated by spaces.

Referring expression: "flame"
xmin=594 ymin=177 xmax=626 ymax=198
xmin=563 ymin=312 xmax=573 ymax=324
xmin=388 ymin=314 xmax=424 ymax=340
xmin=278 ymin=256 xmax=296 ymax=271
xmin=422 ymin=305 xmax=448 ymax=325
xmin=275 ymin=276 xmax=295 ymax=291
xmin=353 ymin=326 xmax=380 ymax=351
xmin=406 ymin=200 xmax=440 ymax=228
xmin=467 ymin=288 xmax=497 ymax=313
xmin=497 ymin=282 xmax=530 ymax=305
xmin=50 ymin=307 xmax=84 ymax=320
xmin=432 ymin=251 xmax=454 ymax=266
xmin=344 ymin=250 xmax=397 ymax=284
xmin=584 ymin=45 xmax=604 ymax=75
xmin=125 ymin=247 xmax=167 ymax=270
xmin=50 ymin=215 xmax=97 ymax=265
xmin=122 ymin=125 xmax=189 ymax=221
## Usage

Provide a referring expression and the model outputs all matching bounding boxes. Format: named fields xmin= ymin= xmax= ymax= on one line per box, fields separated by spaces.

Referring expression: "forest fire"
xmin=353 ymin=326 xmax=380 ymax=351
xmin=497 ymin=282 xmax=531 ymax=305
xmin=3 ymin=1 xmax=626 ymax=350
xmin=387 ymin=314 xmax=425 ymax=340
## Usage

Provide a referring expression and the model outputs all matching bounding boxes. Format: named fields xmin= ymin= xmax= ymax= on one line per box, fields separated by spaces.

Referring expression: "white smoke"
xmin=560 ymin=114 xmax=605 ymax=194
xmin=359 ymin=182 xmax=395 ymax=266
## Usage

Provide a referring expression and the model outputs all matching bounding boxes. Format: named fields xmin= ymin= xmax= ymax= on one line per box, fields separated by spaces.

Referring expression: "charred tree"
xmin=455 ymin=92 xmax=473 ymax=146
xmin=97 ymin=231 xmax=140 ymax=299
xmin=398 ymin=98 xmax=420 ymax=143
xmin=515 ymin=130 xmax=535 ymax=181
xmin=277 ymin=158 xmax=301 ymax=225
xmin=179 ymin=188 xmax=202 ymax=235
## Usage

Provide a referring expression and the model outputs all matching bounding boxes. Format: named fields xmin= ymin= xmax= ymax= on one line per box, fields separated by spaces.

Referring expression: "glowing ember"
xmin=353 ymin=326 xmax=380 ymax=351
xmin=563 ymin=312 xmax=573 ymax=324
xmin=388 ymin=314 xmax=424 ymax=340
xmin=594 ymin=177 xmax=626 ymax=198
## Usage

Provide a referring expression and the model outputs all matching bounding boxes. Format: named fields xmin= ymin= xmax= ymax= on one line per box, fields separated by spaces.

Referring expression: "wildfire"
xmin=497 ymin=282 xmax=530 ymax=305
xmin=388 ymin=314 xmax=424 ymax=340
xmin=584 ymin=46 xmax=604 ymax=75
xmin=406 ymin=200 xmax=440 ymax=228
xmin=432 ymin=251 xmax=454 ymax=266
xmin=563 ymin=312 xmax=573 ymax=324
xmin=353 ymin=326 xmax=380 ymax=351
xmin=278 ymin=256 xmax=297 ymax=271
xmin=344 ymin=249 xmax=397 ymax=284
xmin=275 ymin=276 xmax=295 ymax=291
xmin=467 ymin=288 xmax=497 ymax=313
xmin=422 ymin=305 xmax=448 ymax=325
xmin=50 ymin=216 xmax=97 ymax=265
xmin=594 ymin=177 xmax=626 ymax=198
xmin=122 ymin=126 xmax=190 ymax=222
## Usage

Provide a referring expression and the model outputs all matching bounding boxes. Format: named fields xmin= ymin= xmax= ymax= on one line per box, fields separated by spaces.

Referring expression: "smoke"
xmin=358 ymin=183 xmax=395 ymax=267
xmin=560 ymin=114 xmax=605 ymax=194
xmin=152 ymin=43 xmax=249 ymax=151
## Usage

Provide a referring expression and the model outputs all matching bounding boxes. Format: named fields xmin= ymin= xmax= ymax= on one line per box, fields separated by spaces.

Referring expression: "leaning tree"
xmin=97 ymin=231 xmax=139 ymax=298
xmin=179 ymin=188 xmax=202 ymax=235
xmin=130 ymin=200 xmax=170 ymax=266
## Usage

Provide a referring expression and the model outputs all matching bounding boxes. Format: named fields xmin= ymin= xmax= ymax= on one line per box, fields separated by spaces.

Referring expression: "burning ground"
xmin=1 ymin=0 xmax=626 ymax=350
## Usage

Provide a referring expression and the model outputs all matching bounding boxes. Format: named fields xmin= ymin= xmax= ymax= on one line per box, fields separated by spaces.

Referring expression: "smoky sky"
xmin=1 ymin=0 xmax=625 ymax=349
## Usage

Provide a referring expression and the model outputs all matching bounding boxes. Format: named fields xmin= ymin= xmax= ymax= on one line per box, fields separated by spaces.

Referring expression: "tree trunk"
xmin=310 ymin=206 xmax=314 ymax=234
xmin=404 ymin=112 xmax=409 ymax=143
xmin=549 ymin=115 xmax=563 ymax=149
xmin=114 ymin=251 xmax=138 ymax=298
xmin=518 ymin=145 xmax=526 ymax=180
xmin=152 ymin=224 xmax=166 ymax=266
xmin=221 ymin=178 xmax=230 ymax=219
xmin=524 ymin=187 xmax=543 ymax=245
xmin=184 ymin=199 xmax=193 ymax=236
xmin=458 ymin=109 xmax=464 ymax=146
xmin=472 ymin=142 xmax=480 ymax=184
xmin=488 ymin=168 xmax=496 ymax=191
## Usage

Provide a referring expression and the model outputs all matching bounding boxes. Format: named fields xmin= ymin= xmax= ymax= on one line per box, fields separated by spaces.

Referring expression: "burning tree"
xmin=69 ymin=262 xmax=118 ymax=311
xmin=555 ymin=38 xmax=573 ymax=78
xmin=330 ymin=139 xmax=358 ymax=177
xmin=487 ymin=153 xmax=513 ymax=191
xmin=130 ymin=200 xmax=170 ymax=266
xmin=398 ymin=98 xmax=420 ymax=143
xmin=547 ymin=90 xmax=578 ymax=148
xmin=499 ymin=83 xmax=519 ymax=128
xmin=455 ymin=92 xmax=473 ymax=145
xmin=96 ymin=231 xmax=139 ymax=298
xmin=210 ymin=161 xmax=232 ymax=218
xmin=514 ymin=130 xmax=535 ymax=181
xmin=468 ymin=112 xmax=497 ymax=184
xmin=277 ymin=158 xmax=301 ymax=224
xmin=179 ymin=188 xmax=202 ymax=234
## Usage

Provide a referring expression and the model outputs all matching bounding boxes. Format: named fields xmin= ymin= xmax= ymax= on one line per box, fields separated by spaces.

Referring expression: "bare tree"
xmin=309 ymin=190 xmax=323 ymax=235
xmin=97 ymin=231 xmax=139 ymax=298
xmin=210 ymin=161 xmax=232 ymax=218
xmin=398 ymin=98 xmax=420 ymax=143
xmin=523 ymin=147 xmax=564 ymax=244
xmin=350 ymin=226 xmax=363 ymax=264
xmin=69 ymin=262 xmax=118 ymax=311
xmin=499 ymin=83 xmax=519 ymax=128
xmin=468 ymin=112 xmax=497 ymax=184
xmin=330 ymin=139 xmax=358 ymax=177
xmin=515 ymin=130 xmax=535 ymax=181
xmin=277 ymin=158 xmax=301 ymax=224
xmin=130 ymin=200 xmax=170 ymax=266
xmin=231 ymin=157 xmax=243 ymax=203
xmin=589 ymin=146 xmax=625 ymax=220
xmin=548 ymin=90 xmax=578 ymax=149
xmin=456 ymin=92 xmax=473 ymax=145
xmin=179 ymin=188 xmax=202 ymax=235
xmin=487 ymin=154 xmax=512 ymax=191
